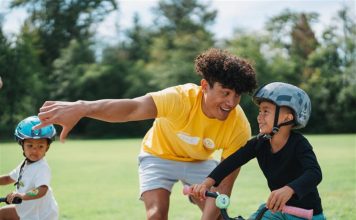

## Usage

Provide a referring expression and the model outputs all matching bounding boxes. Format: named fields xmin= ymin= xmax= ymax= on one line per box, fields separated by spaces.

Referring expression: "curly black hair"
xmin=195 ymin=48 xmax=257 ymax=94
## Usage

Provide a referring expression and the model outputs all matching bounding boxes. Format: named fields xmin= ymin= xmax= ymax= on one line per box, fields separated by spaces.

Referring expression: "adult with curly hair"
xmin=34 ymin=48 xmax=257 ymax=220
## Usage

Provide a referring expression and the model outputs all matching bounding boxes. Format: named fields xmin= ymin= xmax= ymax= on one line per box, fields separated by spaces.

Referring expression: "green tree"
xmin=0 ymin=24 xmax=44 ymax=138
xmin=51 ymin=39 xmax=96 ymax=100
xmin=147 ymin=0 xmax=216 ymax=89
xmin=9 ymin=0 xmax=117 ymax=68
xmin=304 ymin=6 xmax=356 ymax=133
xmin=120 ymin=13 xmax=158 ymax=98
xmin=266 ymin=10 xmax=319 ymax=85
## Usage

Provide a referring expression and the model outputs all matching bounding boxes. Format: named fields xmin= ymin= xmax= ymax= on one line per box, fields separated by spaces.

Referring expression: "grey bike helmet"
xmin=253 ymin=82 xmax=311 ymax=138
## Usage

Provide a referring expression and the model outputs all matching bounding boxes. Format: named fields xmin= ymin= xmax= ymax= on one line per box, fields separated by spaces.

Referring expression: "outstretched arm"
xmin=34 ymin=95 xmax=157 ymax=142
xmin=0 ymin=175 xmax=15 ymax=185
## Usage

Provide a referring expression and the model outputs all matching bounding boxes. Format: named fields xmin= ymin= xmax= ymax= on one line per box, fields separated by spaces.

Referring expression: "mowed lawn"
xmin=1 ymin=134 xmax=355 ymax=219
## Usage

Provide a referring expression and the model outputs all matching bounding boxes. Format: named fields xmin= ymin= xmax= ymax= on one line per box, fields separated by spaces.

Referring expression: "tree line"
xmin=0 ymin=0 xmax=355 ymax=139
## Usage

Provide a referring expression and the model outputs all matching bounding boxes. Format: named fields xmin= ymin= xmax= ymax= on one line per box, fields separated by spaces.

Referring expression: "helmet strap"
xmin=257 ymin=106 xmax=295 ymax=140
xmin=257 ymin=105 xmax=281 ymax=140
xmin=261 ymin=105 xmax=281 ymax=139
xmin=278 ymin=120 xmax=295 ymax=127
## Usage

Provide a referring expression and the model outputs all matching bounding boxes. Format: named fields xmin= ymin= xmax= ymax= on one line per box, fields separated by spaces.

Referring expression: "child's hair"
xmin=195 ymin=48 xmax=257 ymax=94
xmin=14 ymin=116 xmax=56 ymax=146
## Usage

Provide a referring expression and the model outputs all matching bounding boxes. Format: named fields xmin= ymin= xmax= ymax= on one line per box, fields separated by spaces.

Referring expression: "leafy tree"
xmin=9 ymin=0 xmax=117 ymax=68
xmin=266 ymin=10 xmax=319 ymax=85
xmin=51 ymin=39 xmax=96 ymax=100
xmin=0 ymin=24 xmax=44 ymax=138
xmin=147 ymin=0 xmax=216 ymax=89
xmin=304 ymin=6 xmax=356 ymax=133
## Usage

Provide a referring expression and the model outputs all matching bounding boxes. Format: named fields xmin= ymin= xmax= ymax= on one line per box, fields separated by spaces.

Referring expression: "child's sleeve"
xmin=8 ymin=166 xmax=20 ymax=181
xmin=208 ymin=138 xmax=257 ymax=187
xmin=34 ymin=165 xmax=52 ymax=188
xmin=148 ymin=85 xmax=189 ymax=123
xmin=287 ymin=138 xmax=322 ymax=199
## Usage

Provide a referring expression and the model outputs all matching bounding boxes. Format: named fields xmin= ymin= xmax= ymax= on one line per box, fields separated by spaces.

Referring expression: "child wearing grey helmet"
xmin=189 ymin=82 xmax=325 ymax=220
xmin=0 ymin=116 xmax=58 ymax=220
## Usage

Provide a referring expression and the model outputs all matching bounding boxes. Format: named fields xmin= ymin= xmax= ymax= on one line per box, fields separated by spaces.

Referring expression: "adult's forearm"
xmin=214 ymin=168 xmax=240 ymax=195
xmin=201 ymin=168 xmax=240 ymax=220
xmin=82 ymin=99 xmax=138 ymax=122
xmin=82 ymin=95 xmax=157 ymax=122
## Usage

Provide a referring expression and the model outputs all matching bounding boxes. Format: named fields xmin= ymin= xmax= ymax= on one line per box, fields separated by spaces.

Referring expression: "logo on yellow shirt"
xmin=177 ymin=132 xmax=200 ymax=145
xmin=203 ymin=138 xmax=215 ymax=149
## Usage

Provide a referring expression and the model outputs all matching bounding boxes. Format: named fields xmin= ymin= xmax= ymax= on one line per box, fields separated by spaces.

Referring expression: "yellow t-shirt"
xmin=142 ymin=83 xmax=251 ymax=162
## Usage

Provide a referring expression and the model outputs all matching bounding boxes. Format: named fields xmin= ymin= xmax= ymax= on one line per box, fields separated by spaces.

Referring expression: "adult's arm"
xmin=35 ymin=95 xmax=157 ymax=141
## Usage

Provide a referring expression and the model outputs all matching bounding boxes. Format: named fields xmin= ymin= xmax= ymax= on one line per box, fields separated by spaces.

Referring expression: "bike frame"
xmin=183 ymin=186 xmax=313 ymax=220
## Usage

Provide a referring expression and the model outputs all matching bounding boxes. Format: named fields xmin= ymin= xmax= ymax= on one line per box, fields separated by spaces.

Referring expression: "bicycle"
xmin=0 ymin=197 xmax=22 ymax=205
xmin=183 ymin=186 xmax=313 ymax=220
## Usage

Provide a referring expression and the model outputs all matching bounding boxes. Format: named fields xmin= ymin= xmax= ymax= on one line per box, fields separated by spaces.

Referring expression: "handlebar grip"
xmin=12 ymin=197 xmax=23 ymax=204
xmin=182 ymin=185 xmax=191 ymax=195
xmin=182 ymin=185 xmax=229 ymax=209
xmin=0 ymin=197 xmax=22 ymax=204
xmin=282 ymin=205 xmax=313 ymax=220
xmin=183 ymin=185 xmax=218 ymax=198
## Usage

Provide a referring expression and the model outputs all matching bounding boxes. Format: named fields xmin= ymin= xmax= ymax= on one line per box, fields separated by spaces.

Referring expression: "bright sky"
xmin=0 ymin=0 xmax=353 ymax=42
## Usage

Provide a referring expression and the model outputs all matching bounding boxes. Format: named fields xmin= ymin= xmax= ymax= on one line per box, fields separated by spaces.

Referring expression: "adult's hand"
xmin=34 ymin=101 xmax=87 ymax=142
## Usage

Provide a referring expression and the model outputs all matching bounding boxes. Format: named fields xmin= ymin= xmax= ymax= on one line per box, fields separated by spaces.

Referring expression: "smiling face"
xmin=23 ymin=139 xmax=49 ymax=162
xmin=201 ymin=79 xmax=241 ymax=121
xmin=257 ymin=101 xmax=294 ymax=134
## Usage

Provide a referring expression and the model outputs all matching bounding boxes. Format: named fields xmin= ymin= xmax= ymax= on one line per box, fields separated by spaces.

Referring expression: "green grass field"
xmin=1 ymin=135 xmax=355 ymax=219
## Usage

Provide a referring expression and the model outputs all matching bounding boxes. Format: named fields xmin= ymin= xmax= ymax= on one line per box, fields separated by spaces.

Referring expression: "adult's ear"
xmin=201 ymin=79 xmax=208 ymax=93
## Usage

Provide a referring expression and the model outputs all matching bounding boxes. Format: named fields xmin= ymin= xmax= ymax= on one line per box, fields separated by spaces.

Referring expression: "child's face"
xmin=257 ymin=102 xmax=293 ymax=134
xmin=23 ymin=139 xmax=49 ymax=162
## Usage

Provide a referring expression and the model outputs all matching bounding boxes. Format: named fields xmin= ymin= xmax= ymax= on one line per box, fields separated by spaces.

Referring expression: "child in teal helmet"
xmin=0 ymin=116 xmax=59 ymax=220
xmin=189 ymin=82 xmax=326 ymax=220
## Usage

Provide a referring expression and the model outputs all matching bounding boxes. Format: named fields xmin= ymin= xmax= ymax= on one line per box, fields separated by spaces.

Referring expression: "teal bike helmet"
xmin=253 ymin=82 xmax=311 ymax=138
xmin=14 ymin=116 xmax=56 ymax=145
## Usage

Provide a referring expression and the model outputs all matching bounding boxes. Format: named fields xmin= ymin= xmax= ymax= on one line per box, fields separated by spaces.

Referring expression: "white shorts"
xmin=138 ymin=151 xmax=218 ymax=197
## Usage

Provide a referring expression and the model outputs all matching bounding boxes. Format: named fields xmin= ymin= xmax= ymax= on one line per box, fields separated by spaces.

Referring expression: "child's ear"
xmin=285 ymin=113 xmax=294 ymax=122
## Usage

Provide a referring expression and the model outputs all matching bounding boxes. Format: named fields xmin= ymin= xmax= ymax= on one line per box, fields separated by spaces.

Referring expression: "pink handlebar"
xmin=282 ymin=206 xmax=313 ymax=220
xmin=182 ymin=186 xmax=313 ymax=220
xmin=182 ymin=185 xmax=192 ymax=195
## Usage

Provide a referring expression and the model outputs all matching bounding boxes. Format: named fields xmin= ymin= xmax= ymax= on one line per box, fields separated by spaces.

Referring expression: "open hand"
xmin=34 ymin=101 xmax=87 ymax=142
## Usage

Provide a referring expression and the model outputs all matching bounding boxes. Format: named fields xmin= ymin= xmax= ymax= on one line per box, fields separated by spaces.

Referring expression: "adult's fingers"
xmin=59 ymin=126 xmax=73 ymax=143
xmin=32 ymin=121 xmax=51 ymax=130
xmin=33 ymin=111 xmax=55 ymax=129
xmin=40 ymin=101 xmax=57 ymax=109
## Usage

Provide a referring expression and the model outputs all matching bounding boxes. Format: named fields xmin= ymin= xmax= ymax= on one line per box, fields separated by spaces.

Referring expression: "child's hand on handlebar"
xmin=190 ymin=184 xmax=209 ymax=200
xmin=266 ymin=185 xmax=294 ymax=213
xmin=190 ymin=178 xmax=216 ymax=200
xmin=6 ymin=192 xmax=24 ymax=204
